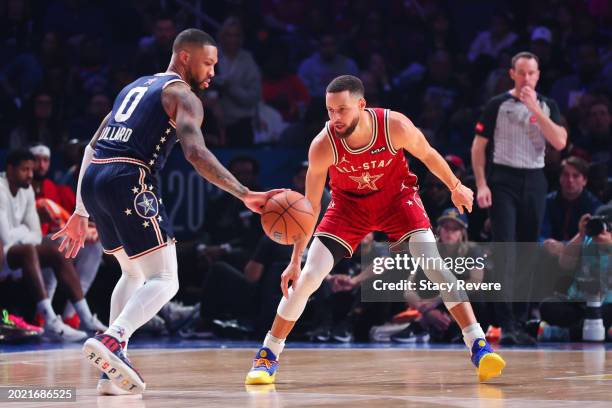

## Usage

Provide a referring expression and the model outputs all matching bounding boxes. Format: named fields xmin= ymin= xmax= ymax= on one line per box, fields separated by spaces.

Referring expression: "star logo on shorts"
xmin=165 ymin=128 xmax=171 ymax=135
xmin=124 ymin=208 xmax=132 ymax=215
xmin=143 ymin=220 xmax=150 ymax=228
xmin=406 ymin=200 xmax=413 ymax=206
xmin=138 ymin=195 xmax=156 ymax=215
xmin=134 ymin=191 xmax=159 ymax=219
xmin=349 ymin=171 xmax=383 ymax=190
xmin=132 ymin=186 xmax=139 ymax=194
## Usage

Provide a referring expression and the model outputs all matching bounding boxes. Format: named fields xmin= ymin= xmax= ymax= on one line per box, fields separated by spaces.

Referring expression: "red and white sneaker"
xmin=83 ymin=333 xmax=146 ymax=394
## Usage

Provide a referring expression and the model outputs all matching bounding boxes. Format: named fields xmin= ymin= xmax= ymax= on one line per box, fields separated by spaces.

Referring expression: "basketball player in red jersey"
xmin=246 ymin=75 xmax=505 ymax=384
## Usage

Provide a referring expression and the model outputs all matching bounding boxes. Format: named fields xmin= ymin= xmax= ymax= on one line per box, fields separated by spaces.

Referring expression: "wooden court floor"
xmin=1 ymin=346 xmax=611 ymax=407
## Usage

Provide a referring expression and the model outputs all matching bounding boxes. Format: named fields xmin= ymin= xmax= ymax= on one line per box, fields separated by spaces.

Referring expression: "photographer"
xmin=539 ymin=204 xmax=612 ymax=341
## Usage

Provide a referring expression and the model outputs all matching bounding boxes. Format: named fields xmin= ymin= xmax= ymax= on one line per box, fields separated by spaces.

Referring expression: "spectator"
xmin=444 ymin=154 xmax=466 ymax=181
xmin=297 ymin=33 xmax=359 ymax=99
xmin=467 ymin=12 xmax=518 ymax=63
xmin=199 ymin=156 xmax=264 ymax=270
xmin=8 ymin=91 xmax=64 ymax=149
xmin=198 ymin=234 xmax=292 ymax=338
xmin=68 ymin=93 xmax=111 ymax=142
xmin=574 ymin=98 xmax=611 ymax=166
xmin=541 ymin=157 xmax=602 ymax=249
xmin=68 ymin=35 xmax=109 ymax=105
xmin=134 ymin=14 xmax=177 ymax=75
xmin=425 ymin=11 xmax=459 ymax=54
xmin=360 ymin=53 xmax=393 ymax=107
xmin=0 ymin=149 xmax=105 ymax=341
xmin=551 ymin=43 xmax=611 ymax=113
xmin=539 ymin=205 xmax=612 ymax=342
xmin=309 ymin=232 xmax=388 ymax=343
xmin=37 ymin=31 xmax=69 ymax=100
xmin=260 ymin=43 xmax=310 ymax=123
xmin=215 ymin=17 xmax=262 ymax=147
xmin=421 ymin=173 xmax=453 ymax=225
xmin=471 ymin=51 xmax=567 ymax=345
xmin=30 ymin=144 xmax=104 ymax=330
xmin=529 ymin=26 xmax=569 ymax=94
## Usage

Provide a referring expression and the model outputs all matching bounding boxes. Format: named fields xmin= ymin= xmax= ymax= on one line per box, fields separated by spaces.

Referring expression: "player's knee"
xmin=294 ymin=268 xmax=325 ymax=297
xmin=122 ymin=266 xmax=143 ymax=280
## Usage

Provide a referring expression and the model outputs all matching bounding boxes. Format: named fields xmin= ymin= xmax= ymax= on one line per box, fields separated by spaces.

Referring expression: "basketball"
xmin=261 ymin=190 xmax=315 ymax=245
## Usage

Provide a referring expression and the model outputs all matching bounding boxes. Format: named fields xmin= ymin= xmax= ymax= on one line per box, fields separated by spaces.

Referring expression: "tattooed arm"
xmin=164 ymin=82 xmax=248 ymax=199
xmin=162 ymin=82 xmax=286 ymax=213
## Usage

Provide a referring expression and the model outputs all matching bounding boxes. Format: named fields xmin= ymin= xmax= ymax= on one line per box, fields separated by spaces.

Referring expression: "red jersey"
xmin=325 ymin=108 xmax=419 ymax=200
xmin=315 ymin=108 xmax=431 ymax=256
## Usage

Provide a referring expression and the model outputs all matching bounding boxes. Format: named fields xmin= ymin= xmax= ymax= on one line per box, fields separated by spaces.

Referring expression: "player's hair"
xmin=561 ymin=156 xmax=589 ymax=178
xmin=326 ymin=75 xmax=365 ymax=98
xmin=172 ymin=28 xmax=216 ymax=53
xmin=5 ymin=149 xmax=35 ymax=169
xmin=511 ymin=51 xmax=539 ymax=69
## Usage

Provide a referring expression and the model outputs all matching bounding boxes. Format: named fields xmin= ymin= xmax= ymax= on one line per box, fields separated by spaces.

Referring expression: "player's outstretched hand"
xmin=243 ymin=188 xmax=289 ymax=214
xmin=280 ymin=262 xmax=301 ymax=298
xmin=451 ymin=183 xmax=474 ymax=214
xmin=51 ymin=213 xmax=88 ymax=258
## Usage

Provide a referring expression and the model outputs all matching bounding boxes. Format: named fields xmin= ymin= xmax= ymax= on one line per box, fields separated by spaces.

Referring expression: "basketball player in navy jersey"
xmin=52 ymin=29 xmax=284 ymax=395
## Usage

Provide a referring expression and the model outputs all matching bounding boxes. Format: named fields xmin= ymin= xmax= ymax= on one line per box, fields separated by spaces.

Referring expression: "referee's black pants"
xmin=489 ymin=164 xmax=547 ymax=330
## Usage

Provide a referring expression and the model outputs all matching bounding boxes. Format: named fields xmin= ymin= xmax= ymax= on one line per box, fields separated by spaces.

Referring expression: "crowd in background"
xmin=0 ymin=0 xmax=610 ymax=345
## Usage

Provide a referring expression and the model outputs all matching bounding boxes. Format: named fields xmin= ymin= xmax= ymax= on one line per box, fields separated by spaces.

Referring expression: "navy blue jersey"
xmin=95 ymin=73 xmax=187 ymax=174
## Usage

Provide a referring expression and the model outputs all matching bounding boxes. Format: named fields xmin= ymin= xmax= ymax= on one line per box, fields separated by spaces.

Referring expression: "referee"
xmin=471 ymin=51 xmax=567 ymax=345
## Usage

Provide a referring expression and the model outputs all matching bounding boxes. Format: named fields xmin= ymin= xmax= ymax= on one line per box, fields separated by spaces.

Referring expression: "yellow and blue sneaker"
xmin=471 ymin=338 xmax=506 ymax=382
xmin=245 ymin=347 xmax=279 ymax=385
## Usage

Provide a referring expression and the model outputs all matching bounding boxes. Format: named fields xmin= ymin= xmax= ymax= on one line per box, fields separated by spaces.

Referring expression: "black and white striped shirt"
xmin=475 ymin=92 xmax=561 ymax=169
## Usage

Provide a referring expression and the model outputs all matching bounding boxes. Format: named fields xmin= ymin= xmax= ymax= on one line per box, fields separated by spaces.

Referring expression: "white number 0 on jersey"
xmin=114 ymin=86 xmax=148 ymax=122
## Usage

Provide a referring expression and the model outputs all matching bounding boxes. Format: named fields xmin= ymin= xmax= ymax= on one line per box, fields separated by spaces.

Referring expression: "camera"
xmin=585 ymin=215 xmax=611 ymax=237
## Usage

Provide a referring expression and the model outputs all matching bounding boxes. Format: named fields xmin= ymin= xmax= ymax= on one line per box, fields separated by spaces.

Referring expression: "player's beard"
xmin=335 ymin=115 xmax=359 ymax=139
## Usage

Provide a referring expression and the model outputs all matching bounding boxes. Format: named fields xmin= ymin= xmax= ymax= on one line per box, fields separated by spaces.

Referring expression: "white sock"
xmin=105 ymin=324 xmax=128 ymax=343
xmin=62 ymin=302 xmax=76 ymax=320
xmin=263 ymin=331 xmax=285 ymax=358
xmin=462 ymin=322 xmax=486 ymax=349
xmin=73 ymin=298 xmax=93 ymax=324
xmin=36 ymin=298 xmax=56 ymax=321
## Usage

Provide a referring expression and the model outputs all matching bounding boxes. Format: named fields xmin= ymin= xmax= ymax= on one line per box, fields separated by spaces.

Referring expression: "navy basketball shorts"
xmin=81 ymin=161 xmax=174 ymax=259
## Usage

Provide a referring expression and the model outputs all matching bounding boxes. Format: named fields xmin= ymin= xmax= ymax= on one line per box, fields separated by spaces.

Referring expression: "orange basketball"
xmin=261 ymin=190 xmax=315 ymax=245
